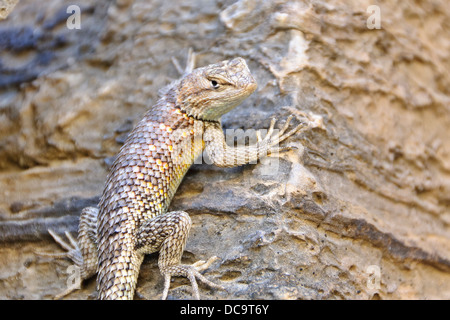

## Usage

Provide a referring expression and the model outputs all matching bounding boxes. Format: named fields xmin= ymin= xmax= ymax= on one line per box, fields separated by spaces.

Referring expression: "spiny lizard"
xmin=43 ymin=50 xmax=305 ymax=299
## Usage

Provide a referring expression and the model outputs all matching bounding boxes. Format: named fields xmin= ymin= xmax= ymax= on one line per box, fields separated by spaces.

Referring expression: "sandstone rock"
xmin=0 ymin=0 xmax=18 ymax=20
xmin=0 ymin=0 xmax=449 ymax=299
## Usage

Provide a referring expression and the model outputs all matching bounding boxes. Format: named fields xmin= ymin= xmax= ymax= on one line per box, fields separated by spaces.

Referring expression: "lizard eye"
xmin=211 ymin=80 xmax=220 ymax=89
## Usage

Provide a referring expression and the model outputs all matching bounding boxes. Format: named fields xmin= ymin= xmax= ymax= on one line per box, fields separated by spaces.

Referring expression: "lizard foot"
xmin=171 ymin=47 xmax=196 ymax=76
xmin=160 ymin=256 xmax=225 ymax=300
xmin=36 ymin=229 xmax=83 ymax=265
xmin=256 ymin=115 xmax=306 ymax=154
xmin=36 ymin=229 xmax=84 ymax=299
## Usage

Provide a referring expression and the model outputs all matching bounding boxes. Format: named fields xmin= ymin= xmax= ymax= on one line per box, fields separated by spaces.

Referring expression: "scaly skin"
xmin=44 ymin=53 xmax=304 ymax=299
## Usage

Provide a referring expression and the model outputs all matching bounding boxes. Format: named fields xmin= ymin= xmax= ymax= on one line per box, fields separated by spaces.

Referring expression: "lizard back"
xmin=96 ymin=98 xmax=205 ymax=298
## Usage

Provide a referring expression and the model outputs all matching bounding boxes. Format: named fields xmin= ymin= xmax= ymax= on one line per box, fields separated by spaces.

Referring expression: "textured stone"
xmin=0 ymin=0 xmax=449 ymax=299
xmin=0 ymin=0 xmax=18 ymax=19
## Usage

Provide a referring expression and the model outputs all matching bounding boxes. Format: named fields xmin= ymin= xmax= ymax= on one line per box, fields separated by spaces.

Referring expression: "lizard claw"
xmin=160 ymin=256 xmax=225 ymax=300
xmin=36 ymin=229 xmax=85 ymax=299
xmin=282 ymin=106 xmax=325 ymax=130
xmin=171 ymin=47 xmax=196 ymax=76
xmin=256 ymin=115 xmax=305 ymax=156
xmin=36 ymin=229 xmax=83 ymax=266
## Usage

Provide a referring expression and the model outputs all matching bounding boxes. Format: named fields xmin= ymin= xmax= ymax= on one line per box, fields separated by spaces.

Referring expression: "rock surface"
xmin=0 ymin=0 xmax=449 ymax=299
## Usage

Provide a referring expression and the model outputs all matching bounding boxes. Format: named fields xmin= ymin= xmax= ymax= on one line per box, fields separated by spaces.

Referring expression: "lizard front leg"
xmin=135 ymin=211 xmax=223 ymax=299
xmin=204 ymin=115 xmax=304 ymax=168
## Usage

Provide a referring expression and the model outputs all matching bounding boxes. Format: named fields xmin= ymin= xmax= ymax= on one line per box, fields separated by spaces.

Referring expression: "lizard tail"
xmin=96 ymin=232 xmax=144 ymax=300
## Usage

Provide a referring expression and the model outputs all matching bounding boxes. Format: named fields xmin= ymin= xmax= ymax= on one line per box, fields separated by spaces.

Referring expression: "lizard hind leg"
xmin=37 ymin=206 xmax=99 ymax=299
xmin=135 ymin=211 xmax=224 ymax=299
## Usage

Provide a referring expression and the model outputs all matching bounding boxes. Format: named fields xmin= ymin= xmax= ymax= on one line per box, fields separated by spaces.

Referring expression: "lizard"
xmin=42 ymin=50 xmax=306 ymax=300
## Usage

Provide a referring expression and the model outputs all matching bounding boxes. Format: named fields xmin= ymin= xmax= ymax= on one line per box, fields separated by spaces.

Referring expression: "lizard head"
xmin=176 ymin=57 xmax=257 ymax=121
